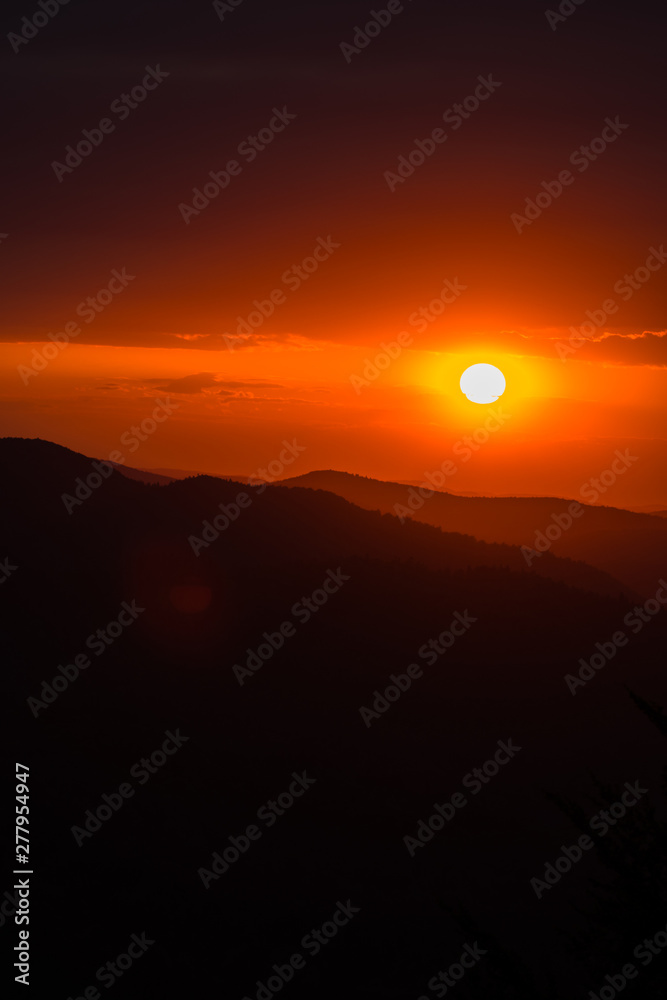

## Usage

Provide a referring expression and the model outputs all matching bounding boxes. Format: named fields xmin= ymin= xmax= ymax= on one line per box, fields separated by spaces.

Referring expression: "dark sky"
xmin=1 ymin=0 xmax=665 ymax=347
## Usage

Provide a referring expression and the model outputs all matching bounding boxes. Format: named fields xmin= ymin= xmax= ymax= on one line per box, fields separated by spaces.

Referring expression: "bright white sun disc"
xmin=460 ymin=363 xmax=506 ymax=404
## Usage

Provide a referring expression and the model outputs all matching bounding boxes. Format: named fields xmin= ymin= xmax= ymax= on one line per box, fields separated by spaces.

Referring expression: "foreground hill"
xmin=3 ymin=438 xmax=667 ymax=999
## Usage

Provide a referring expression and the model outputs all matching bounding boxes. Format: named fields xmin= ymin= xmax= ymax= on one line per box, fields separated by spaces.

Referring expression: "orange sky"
xmin=2 ymin=327 xmax=666 ymax=507
xmin=1 ymin=1 xmax=665 ymax=506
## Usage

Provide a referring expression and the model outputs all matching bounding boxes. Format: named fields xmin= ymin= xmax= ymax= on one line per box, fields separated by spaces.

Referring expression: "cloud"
xmin=216 ymin=333 xmax=331 ymax=353
xmin=0 ymin=328 xmax=328 ymax=352
xmin=441 ymin=327 xmax=667 ymax=367
xmin=547 ymin=329 xmax=667 ymax=367
xmin=6 ymin=313 xmax=667 ymax=369
xmin=156 ymin=373 xmax=222 ymax=393
xmin=153 ymin=374 xmax=285 ymax=394
xmin=85 ymin=374 xmax=287 ymax=398
xmin=217 ymin=381 xmax=284 ymax=390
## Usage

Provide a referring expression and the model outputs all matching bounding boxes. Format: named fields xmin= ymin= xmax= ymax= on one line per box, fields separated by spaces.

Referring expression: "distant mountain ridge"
xmin=279 ymin=470 xmax=667 ymax=596
xmin=2 ymin=439 xmax=659 ymax=599
xmin=4 ymin=441 xmax=661 ymax=598
xmin=0 ymin=437 xmax=633 ymax=605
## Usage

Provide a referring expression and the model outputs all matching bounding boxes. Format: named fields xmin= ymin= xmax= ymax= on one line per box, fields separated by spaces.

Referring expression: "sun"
xmin=460 ymin=363 xmax=506 ymax=404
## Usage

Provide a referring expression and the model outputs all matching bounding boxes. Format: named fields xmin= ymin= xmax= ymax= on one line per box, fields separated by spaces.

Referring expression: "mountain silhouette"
xmin=281 ymin=470 xmax=667 ymax=596
xmin=5 ymin=437 xmax=667 ymax=999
